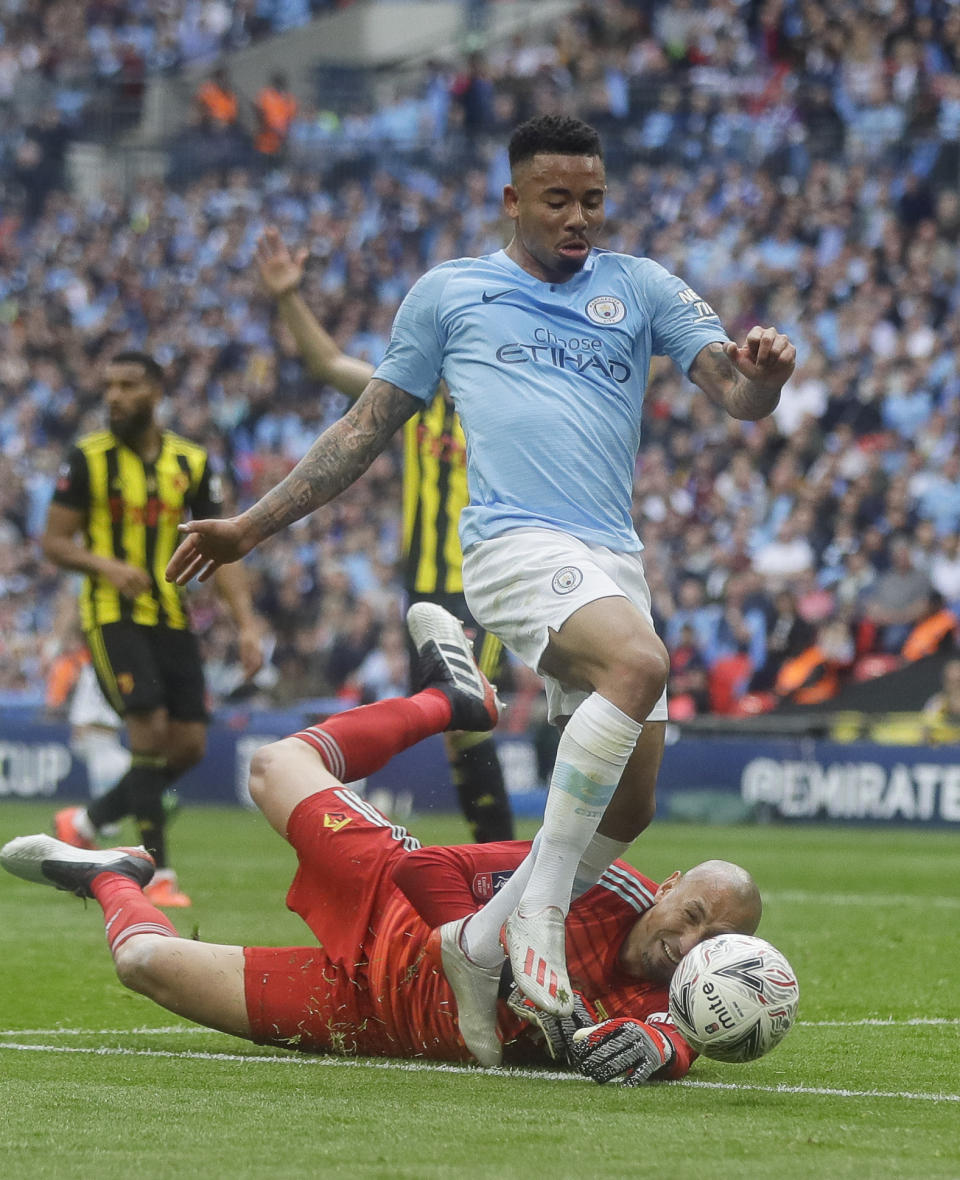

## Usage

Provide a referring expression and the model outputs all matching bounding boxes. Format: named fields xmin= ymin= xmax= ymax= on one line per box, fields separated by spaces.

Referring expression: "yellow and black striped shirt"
xmin=402 ymin=393 xmax=469 ymax=595
xmin=53 ymin=430 xmax=222 ymax=631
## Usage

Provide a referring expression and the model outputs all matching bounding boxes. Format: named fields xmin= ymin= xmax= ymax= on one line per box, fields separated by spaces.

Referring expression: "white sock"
xmin=519 ymin=693 xmax=642 ymax=917
xmin=74 ymin=808 xmax=98 ymax=843
xmin=571 ymin=832 xmax=631 ymax=900
xmin=462 ymin=832 xmax=541 ymax=968
xmin=74 ymin=730 xmax=132 ymax=799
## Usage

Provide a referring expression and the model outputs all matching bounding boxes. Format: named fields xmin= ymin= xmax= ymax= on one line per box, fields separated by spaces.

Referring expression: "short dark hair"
xmin=508 ymin=115 xmax=604 ymax=170
xmin=110 ymin=350 xmax=165 ymax=384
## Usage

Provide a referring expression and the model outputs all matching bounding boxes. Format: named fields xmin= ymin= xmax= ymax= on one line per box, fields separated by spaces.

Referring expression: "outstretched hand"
xmin=256 ymin=225 xmax=308 ymax=299
xmin=724 ymin=325 xmax=796 ymax=391
xmin=165 ymin=516 xmax=253 ymax=585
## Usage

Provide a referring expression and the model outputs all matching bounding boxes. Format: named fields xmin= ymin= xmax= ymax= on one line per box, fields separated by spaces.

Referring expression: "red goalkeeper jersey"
xmin=254 ymin=792 xmax=694 ymax=1074
xmin=391 ymin=841 xmax=694 ymax=1075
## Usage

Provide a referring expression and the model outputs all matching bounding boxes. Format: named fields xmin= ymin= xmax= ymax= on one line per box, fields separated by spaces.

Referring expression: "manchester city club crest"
xmin=585 ymin=295 xmax=626 ymax=325
xmin=552 ymin=566 xmax=583 ymax=594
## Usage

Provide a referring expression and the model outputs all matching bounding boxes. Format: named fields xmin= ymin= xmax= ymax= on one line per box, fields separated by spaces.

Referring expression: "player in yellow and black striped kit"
xmin=41 ymin=351 xmax=263 ymax=905
xmin=256 ymin=228 xmax=514 ymax=842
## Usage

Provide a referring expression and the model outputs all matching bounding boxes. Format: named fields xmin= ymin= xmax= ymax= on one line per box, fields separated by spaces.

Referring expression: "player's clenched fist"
xmin=723 ymin=325 xmax=796 ymax=389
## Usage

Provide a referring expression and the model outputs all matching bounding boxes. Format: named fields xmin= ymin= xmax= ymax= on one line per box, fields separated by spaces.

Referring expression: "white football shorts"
xmin=462 ymin=529 xmax=669 ymax=725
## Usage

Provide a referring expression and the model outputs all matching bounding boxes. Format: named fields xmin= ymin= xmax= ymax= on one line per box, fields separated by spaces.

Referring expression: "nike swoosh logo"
xmin=481 ymin=288 xmax=518 ymax=303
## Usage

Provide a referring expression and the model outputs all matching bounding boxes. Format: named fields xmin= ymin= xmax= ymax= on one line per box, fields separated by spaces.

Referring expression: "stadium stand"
xmin=2 ymin=0 xmax=959 ymax=725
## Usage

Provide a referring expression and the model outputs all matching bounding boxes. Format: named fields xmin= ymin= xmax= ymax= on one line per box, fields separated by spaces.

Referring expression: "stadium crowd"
xmin=3 ymin=0 xmax=960 ymax=721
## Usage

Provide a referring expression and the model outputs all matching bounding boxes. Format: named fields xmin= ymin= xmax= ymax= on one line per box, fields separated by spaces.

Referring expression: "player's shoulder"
xmin=594 ymin=859 xmax=660 ymax=913
xmin=162 ymin=430 xmax=208 ymax=460
xmin=75 ymin=430 xmax=115 ymax=455
xmin=418 ymin=253 xmax=507 ymax=288
xmin=427 ymin=256 xmax=483 ymax=275
xmin=591 ymin=248 xmax=670 ymax=286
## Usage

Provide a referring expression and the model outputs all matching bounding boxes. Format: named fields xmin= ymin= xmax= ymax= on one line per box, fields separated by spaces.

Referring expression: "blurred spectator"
xmin=662 ymin=575 xmax=721 ymax=656
xmin=749 ymin=589 xmax=815 ymax=694
xmin=930 ymin=534 xmax=960 ymax=611
xmin=921 ymin=657 xmax=960 ymax=742
xmin=344 ymin=621 xmax=409 ymax=704
xmin=667 ymin=621 xmax=710 ymax=718
xmin=10 ymin=108 xmax=70 ymax=220
xmin=326 ymin=598 xmax=380 ymax=693
xmin=916 ymin=452 xmax=960 ymax=536
xmin=450 ymin=52 xmax=494 ymax=136
xmin=774 ymin=620 xmax=855 ymax=707
xmin=751 ymin=512 xmax=816 ymax=593
xmin=254 ymin=71 xmax=298 ymax=158
xmin=860 ymin=535 xmax=934 ymax=652
xmin=195 ymin=66 xmax=239 ymax=131
xmin=900 ymin=592 xmax=959 ymax=663
xmin=708 ymin=646 xmax=753 ymax=715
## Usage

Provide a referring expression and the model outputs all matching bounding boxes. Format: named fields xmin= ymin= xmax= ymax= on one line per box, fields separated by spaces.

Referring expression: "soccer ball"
xmin=668 ymin=933 xmax=799 ymax=1063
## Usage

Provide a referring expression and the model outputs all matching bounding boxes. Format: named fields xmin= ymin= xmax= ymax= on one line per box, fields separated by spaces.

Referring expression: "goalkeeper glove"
xmin=506 ymin=986 xmax=598 ymax=1063
xmin=571 ymin=1018 xmax=675 ymax=1086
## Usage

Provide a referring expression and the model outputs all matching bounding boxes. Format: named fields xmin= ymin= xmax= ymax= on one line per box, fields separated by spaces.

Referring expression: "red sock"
xmin=292 ymin=688 xmax=452 ymax=781
xmin=91 ymin=872 xmax=177 ymax=958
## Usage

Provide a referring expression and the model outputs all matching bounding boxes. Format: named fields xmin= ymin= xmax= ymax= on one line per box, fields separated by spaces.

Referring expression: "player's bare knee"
xmin=168 ymin=733 xmax=207 ymax=772
xmin=113 ymin=934 xmax=172 ymax=998
xmin=248 ymin=737 xmax=298 ymax=809
xmin=607 ymin=639 xmax=670 ymax=714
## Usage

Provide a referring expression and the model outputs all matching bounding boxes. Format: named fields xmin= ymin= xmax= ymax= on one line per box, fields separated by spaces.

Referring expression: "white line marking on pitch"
xmin=1 ymin=1041 xmax=957 ymax=1104
xmin=765 ymin=890 xmax=960 ymax=910
xmin=802 ymin=1017 xmax=960 ymax=1028
xmin=0 ymin=1025 xmax=206 ymax=1036
xmin=678 ymin=1079 xmax=959 ymax=1102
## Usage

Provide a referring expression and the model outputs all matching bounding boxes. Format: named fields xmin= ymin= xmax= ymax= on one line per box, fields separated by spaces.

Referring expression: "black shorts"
xmin=405 ymin=590 xmax=507 ymax=690
xmin=86 ymin=621 xmax=208 ymax=722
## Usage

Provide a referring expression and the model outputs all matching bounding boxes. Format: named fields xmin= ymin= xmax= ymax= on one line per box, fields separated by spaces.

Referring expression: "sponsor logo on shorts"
xmin=585 ymin=295 xmax=626 ymax=325
xmin=116 ymin=673 xmax=135 ymax=696
xmin=323 ymin=812 xmax=352 ymax=832
xmin=552 ymin=566 xmax=583 ymax=594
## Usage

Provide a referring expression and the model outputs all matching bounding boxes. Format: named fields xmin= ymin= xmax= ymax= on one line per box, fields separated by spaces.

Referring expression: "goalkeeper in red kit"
xmin=1 ymin=605 xmax=761 ymax=1086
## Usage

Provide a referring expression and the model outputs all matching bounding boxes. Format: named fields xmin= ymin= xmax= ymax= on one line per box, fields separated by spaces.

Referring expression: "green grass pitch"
xmin=1 ymin=800 xmax=957 ymax=1180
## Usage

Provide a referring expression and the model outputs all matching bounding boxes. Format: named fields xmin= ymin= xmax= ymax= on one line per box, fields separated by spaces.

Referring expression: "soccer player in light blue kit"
xmin=166 ymin=116 xmax=796 ymax=1066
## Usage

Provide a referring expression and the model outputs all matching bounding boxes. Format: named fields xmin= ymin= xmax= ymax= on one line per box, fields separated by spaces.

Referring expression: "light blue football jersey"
xmin=374 ymin=248 xmax=730 ymax=552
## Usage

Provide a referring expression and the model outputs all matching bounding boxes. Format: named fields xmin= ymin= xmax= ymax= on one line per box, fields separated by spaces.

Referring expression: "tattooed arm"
xmin=166 ymin=379 xmax=419 ymax=584
xmin=689 ymin=326 xmax=796 ymax=421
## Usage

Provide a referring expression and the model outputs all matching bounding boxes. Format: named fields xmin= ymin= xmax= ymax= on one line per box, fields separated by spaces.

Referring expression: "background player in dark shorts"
xmin=91 ymin=622 xmax=208 ymax=723
xmin=41 ymin=350 xmax=264 ymax=906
